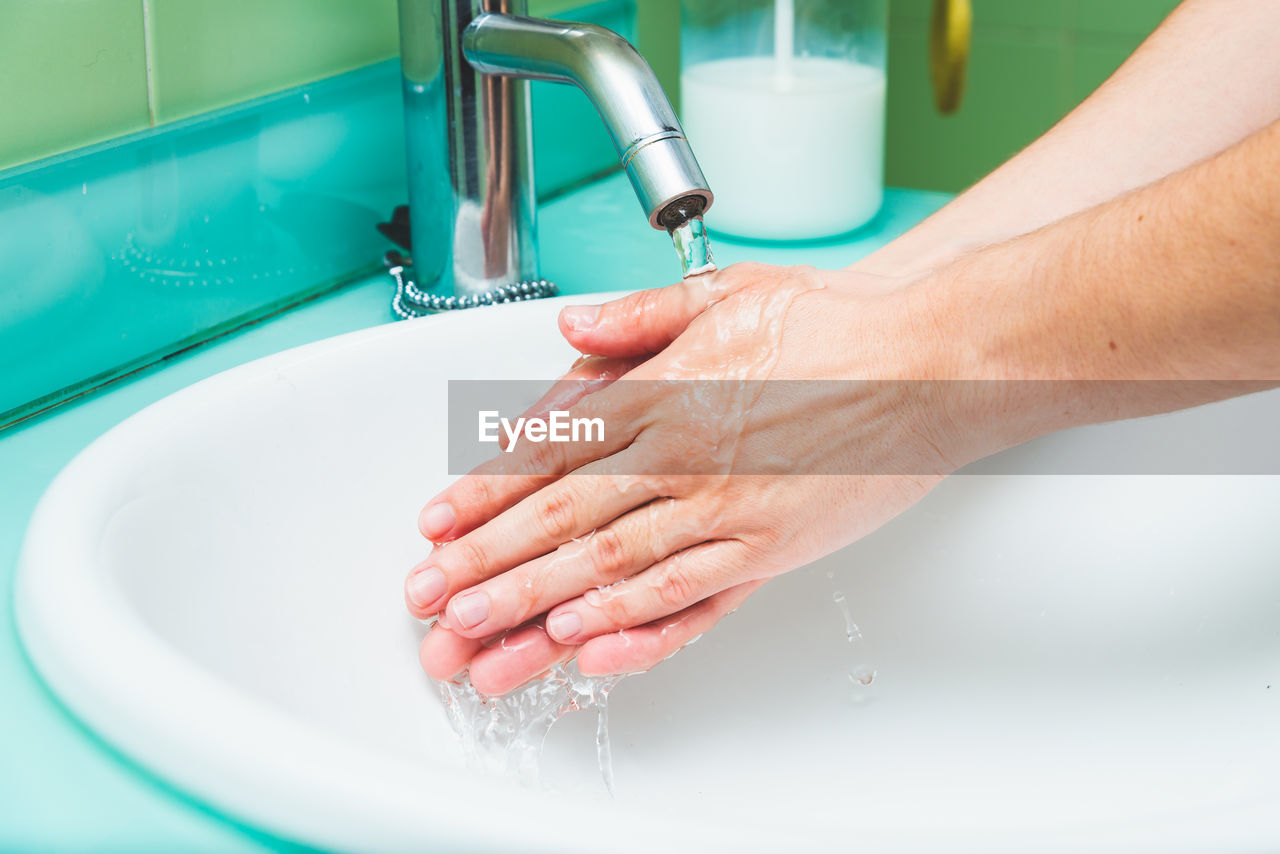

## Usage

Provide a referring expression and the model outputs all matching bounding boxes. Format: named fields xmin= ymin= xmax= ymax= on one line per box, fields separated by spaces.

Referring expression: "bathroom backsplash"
xmin=0 ymin=0 xmax=663 ymax=172
xmin=1 ymin=0 xmax=396 ymax=172
xmin=0 ymin=63 xmax=406 ymax=428
xmin=0 ymin=0 xmax=1178 ymax=180
xmin=0 ymin=0 xmax=1178 ymax=428
xmin=0 ymin=0 xmax=638 ymax=429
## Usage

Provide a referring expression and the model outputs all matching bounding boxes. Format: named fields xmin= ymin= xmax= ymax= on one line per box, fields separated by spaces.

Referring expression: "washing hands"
xmin=404 ymin=262 xmax=986 ymax=695
xmin=406 ymin=99 xmax=1280 ymax=695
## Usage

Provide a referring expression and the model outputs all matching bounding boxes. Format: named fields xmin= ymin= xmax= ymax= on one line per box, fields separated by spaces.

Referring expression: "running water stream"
xmin=670 ymin=215 xmax=717 ymax=278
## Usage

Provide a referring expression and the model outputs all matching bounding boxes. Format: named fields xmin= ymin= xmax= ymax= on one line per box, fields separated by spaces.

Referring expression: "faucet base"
xmin=383 ymin=251 xmax=558 ymax=320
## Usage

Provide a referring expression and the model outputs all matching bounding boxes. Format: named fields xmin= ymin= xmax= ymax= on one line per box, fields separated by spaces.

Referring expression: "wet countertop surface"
xmin=0 ymin=174 xmax=946 ymax=852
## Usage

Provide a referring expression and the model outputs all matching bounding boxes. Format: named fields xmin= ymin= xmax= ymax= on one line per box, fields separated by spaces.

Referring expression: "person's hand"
xmin=407 ymin=262 xmax=989 ymax=694
xmin=411 ymin=308 xmax=749 ymax=694
xmin=409 ymin=349 xmax=763 ymax=695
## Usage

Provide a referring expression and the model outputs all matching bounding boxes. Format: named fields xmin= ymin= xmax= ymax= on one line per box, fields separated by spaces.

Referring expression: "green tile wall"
xmin=886 ymin=0 xmax=1183 ymax=191
xmin=1 ymin=1 xmax=1181 ymax=186
xmin=144 ymin=0 xmax=400 ymax=123
xmin=0 ymin=0 xmax=150 ymax=171
xmin=1 ymin=0 xmax=677 ymax=174
xmin=635 ymin=0 xmax=682 ymax=104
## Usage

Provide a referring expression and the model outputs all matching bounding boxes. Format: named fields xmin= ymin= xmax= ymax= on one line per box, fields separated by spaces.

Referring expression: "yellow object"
xmin=929 ymin=0 xmax=972 ymax=114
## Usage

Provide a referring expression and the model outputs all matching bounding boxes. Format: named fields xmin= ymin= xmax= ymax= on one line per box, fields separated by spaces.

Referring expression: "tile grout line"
xmin=140 ymin=0 xmax=158 ymax=126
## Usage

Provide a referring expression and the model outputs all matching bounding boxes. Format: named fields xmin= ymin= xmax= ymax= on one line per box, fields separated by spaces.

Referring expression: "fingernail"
xmin=419 ymin=502 xmax=456 ymax=539
xmin=561 ymin=305 xmax=600 ymax=331
xmin=547 ymin=610 xmax=582 ymax=641
xmin=450 ymin=591 xmax=490 ymax=629
xmin=406 ymin=567 xmax=446 ymax=610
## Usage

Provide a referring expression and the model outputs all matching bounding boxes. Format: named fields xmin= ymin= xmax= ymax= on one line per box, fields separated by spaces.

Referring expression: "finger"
xmin=467 ymin=621 xmax=577 ymax=696
xmin=558 ymin=277 xmax=722 ymax=358
xmin=576 ymin=579 xmax=763 ymax=676
xmin=444 ymin=496 xmax=701 ymax=639
xmin=418 ymin=623 xmax=486 ymax=681
xmin=418 ymin=472 xmax=547 ymax=546
xmin=500 ymin=356 xmax=643 ymax=452
xmin=417 ymin=387 xmax=637 ymax=546
xmin=406 ymin=555 xmax=451 ymax=620
xmin=420 ymin=356 xmax=643 ymax=542
xmin=545 ymin=539 xmax=750 ymax=644
xmin=415 ymin=465 xmax=660 ymax=621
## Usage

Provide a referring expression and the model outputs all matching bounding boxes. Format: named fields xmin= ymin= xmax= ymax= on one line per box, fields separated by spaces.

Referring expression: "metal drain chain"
xmin=384 ymin=251 xmax=557 ymax=320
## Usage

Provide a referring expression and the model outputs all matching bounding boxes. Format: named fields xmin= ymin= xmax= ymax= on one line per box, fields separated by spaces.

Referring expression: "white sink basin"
xmin=16 ymin=293 xmax=1280 ymax=853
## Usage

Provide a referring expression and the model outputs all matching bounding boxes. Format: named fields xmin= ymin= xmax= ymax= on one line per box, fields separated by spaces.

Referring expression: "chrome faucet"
xmin=390 ymin=0 xmax=713 ymax=316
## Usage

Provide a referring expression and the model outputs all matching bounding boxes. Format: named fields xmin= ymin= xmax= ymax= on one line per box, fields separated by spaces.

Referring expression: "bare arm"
xmin=929 ymin=114 xmax=1280 ymax=457
xmin=860 ymin=0 xmax=1280 ymax=276
xmin=408 ymin=38 xmax=1280 ymax=693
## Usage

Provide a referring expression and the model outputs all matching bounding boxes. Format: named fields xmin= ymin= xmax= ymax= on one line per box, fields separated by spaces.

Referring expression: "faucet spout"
xmin=463 ymin=13 xmax=714 ymax=230
xmin=391 ymin=0 xmax=710 ymax=313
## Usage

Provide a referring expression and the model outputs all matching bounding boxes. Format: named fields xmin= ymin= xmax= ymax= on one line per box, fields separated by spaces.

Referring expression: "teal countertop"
xmin=0 ymin=174 xmax=947 ymax=852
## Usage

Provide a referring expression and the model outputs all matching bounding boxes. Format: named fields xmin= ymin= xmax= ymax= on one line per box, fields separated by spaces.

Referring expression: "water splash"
xmin=437 ymin=661 xmax=622 ymax=793
xmin=670 ymin=215 xmax=717 ymax=278
xmin=434 ymin=615 xmax=704 ymax=794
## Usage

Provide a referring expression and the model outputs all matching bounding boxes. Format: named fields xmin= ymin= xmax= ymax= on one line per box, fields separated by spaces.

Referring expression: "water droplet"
xmin=849 ymin=665 xmax=876 ymax=687
xmin=826 ymin=573 xmax=876 ymax=694
xmin=832 ymin=591 xmax=861 ymax=643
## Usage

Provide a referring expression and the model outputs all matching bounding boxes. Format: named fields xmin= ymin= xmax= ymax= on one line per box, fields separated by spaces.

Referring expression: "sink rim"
xmin=13 ymin=295 xmax=712 ymax=854
xmin=14 ymin=292 xmax=1280 ymax=853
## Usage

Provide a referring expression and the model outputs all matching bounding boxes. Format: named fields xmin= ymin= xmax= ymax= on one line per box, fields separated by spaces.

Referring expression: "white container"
xmin=680 ymin=0 xmax=888 ymax=241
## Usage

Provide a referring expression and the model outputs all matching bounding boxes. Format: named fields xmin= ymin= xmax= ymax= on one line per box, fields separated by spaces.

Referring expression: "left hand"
xmin=407 ymin=262 xmax=979 ymax=694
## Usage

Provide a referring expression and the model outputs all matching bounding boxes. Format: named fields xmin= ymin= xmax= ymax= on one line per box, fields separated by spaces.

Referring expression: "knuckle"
xmin=587 ymin=527 xmax=628 ymax=581
xmin=596 ymin=591 xmax=641 ymax=628
xmin=519 ymin=440 xmax=561 ymax=478
xmin=598 ymin=293 xmax=643 ymax=328
xmin=655 ymin=559 xmax=696 ymax=610
xmin=470 ymin=476 xmax=498 ymax=508
xmin=453 ymin=476 xmax=493 ymax=515
xmin=636 ymin=287 xmax=671 ymax=315
xmin=533 ymin=488 xmax=577 ymax=541
xmin=504 ymin=571 xmax=540 ymax=618
xmin=451 ymin=538 xmax=492 ymax=580
xmin=639 ymin=472 xmax=682 ymax=498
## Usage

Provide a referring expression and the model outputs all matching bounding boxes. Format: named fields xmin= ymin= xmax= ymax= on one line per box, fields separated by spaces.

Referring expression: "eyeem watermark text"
xmin=478 ymin=410 xmax=605 ymax=452
xmin=448 ymin=379 xmax=1280 ymax=474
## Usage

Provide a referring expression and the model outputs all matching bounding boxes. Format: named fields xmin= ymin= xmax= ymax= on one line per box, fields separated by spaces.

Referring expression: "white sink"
xmin=16 ymin=293 xmax=1280 ymax=853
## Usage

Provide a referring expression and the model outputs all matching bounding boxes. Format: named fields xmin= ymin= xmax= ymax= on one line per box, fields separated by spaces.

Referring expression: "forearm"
xmin=859 ymin=0 xmax=1280 ymax=277
xmin=926 ymin=116 xmax=1280 ymax=452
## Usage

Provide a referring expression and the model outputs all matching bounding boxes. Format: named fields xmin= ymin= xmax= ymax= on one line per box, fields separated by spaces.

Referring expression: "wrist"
xmin=904 ymin=248 xmax=1086 ymax=464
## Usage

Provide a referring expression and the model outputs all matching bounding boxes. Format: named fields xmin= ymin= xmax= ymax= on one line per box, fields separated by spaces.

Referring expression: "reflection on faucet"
xmin=393 ymin=0 xmax=714 ymax=314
